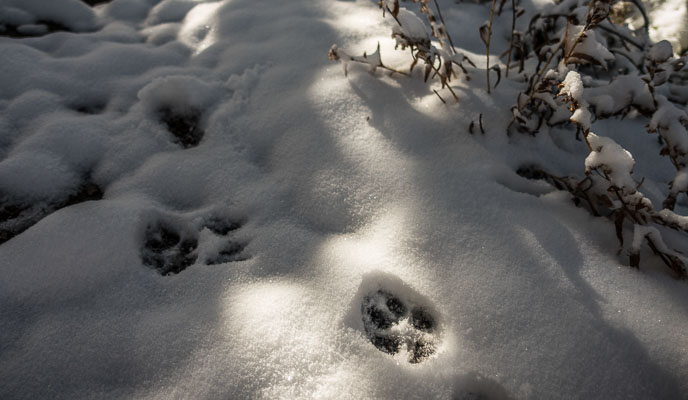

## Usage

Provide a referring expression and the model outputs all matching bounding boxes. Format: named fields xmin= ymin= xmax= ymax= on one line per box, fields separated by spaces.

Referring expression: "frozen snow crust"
xmin=1 ymin=0 xmax=687 ymax=399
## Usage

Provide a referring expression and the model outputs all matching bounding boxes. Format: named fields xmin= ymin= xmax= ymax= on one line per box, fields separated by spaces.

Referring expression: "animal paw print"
xmin=159 ymin=106 xmax=204 ymax=149
xmin=361 ymin=290 xmax=439 ymax=363
xmin=202 ymin=217 xmax=249 ymax=265
xmin=141 ymin=215 xmax=249 ymax=275
xmin=141 ymin=222 xmax=198 ymax=276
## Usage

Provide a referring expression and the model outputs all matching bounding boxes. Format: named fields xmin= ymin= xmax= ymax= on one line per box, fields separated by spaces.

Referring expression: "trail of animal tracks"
xmin=1 ymin=0 xmax=687 ymax=399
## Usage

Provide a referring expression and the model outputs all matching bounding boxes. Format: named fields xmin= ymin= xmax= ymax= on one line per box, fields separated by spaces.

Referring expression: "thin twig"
xmin=523 ymin=41 xmax=564 ymax=101
xmin=415 ymin=52 xmax=460 ymax=102
xmin=486 ymin=0 xmax=498 ymax=94
xmin=433 ymin=0 xmax=456 ymax=54
xmin=626 ymin=0 xmax=650 ymax=32
xmin=596 ymin=23 xmax=644 ymax=50
xmin=506 ymin=0 xmax=516 ymax=77
xmin=433 ymin=89 xmax=447 ymax=104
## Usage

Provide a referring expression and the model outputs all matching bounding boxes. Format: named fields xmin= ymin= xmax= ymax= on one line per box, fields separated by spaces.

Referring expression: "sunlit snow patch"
xmin=178 ymin=1 xmax=222 ymax=55
xmin=645 ymin=0 xmax=688 ymax=53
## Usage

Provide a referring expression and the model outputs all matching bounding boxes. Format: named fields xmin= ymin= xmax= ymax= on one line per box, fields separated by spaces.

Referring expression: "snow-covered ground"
xmin=1 ymin=0 xmax=687 ymax=399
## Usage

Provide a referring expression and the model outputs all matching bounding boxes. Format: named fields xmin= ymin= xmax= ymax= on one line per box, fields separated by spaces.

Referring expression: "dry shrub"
xmin=330 ymin=0 xmax=688 ymax=278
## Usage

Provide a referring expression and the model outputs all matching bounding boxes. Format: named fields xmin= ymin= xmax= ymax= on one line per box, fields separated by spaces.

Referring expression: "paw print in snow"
xmin=159 ymin=106 xmax=204 ymax=149
xmin=201 ymin=217 xmax=249 ymax=265
xmin=361 ymin=290 xmax=439 ymax=363
xmin=141 ymin=215 xmax=249 ymax=276
xmin=141 ymin=222 xmax=198 ymax=275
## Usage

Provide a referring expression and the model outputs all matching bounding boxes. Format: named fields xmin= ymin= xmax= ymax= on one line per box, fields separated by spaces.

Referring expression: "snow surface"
xmin=561 ymin=71 xmax=585 ymax=103
xmin=565 ymin=25 xmax=615 ymax=68
xmin=585 ymin=133 xmax=637 ymax=192
xmin=394 ymin=8 xmax=429 ymax=43
xmin=1 ymin=0 xmax=687 ymax=399
xmin=0 ymin=0 xmax=99 ymax=32
xmin=648 ymin=40 xmax=674 ymax=64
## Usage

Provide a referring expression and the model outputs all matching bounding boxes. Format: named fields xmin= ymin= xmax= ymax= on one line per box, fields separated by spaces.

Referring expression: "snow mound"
xmin=0 ymin=0 xmax=99 ymax=32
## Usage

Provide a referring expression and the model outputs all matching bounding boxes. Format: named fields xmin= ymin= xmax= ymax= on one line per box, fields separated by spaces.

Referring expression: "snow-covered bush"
xmin=329 ymin=0 xmax=474 ymax=102
xmin=330 ymin=0 xmax=688 ymax=278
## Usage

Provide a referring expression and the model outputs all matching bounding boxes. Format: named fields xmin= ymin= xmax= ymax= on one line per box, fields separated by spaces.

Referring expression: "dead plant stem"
xmin=486 ymin=0 xmax=498 ymax=94
xmin=506 ymin=0 xmax=516 ymax=77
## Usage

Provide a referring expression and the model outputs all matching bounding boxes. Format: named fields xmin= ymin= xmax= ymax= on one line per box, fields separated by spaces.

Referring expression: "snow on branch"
xmin=330 ymin=1 xmax=474 ymax=102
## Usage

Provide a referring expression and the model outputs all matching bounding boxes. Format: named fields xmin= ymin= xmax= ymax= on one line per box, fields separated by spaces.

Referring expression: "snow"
xmin=137 ymin=74 xmax=224 ymax=116
xmin=561 ymin=71 xmax=585 ymax=102
xmin=1 ymin=0 xmax=687 ymax=399
xmin=656 ymin=208 xmax=688 ymax=230
xmin=394 ymin=8 xmax=429 ymax=43
xmin=0 ymin=0 xmax=99 ymax=32
xmin=146 ymin=0 xmax=199 ymax=25
xmin=650 ymin=95 xmax=688 ymax=154
xmin=585 ymin=74 xmax=655 ymax=115
xmin=585 ymin=133 xmax=637 ymax=192
xmin=570 ymin=107 xmax=591 ymax=130
xmin=647 ymin=40 xmax=674 ymax=64
xmin=564 ymin=25 xmax=615 ymax=67
xmin=559 ymin=71 xmax=592 ymax=131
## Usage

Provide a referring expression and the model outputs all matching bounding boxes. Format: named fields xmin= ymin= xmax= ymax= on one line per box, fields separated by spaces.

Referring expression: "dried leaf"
xmin=587 ymin=2 xmax=610 ymax=27
xmin=490 ymin=64 xmax=501 ymax=89
xmin=328 ymin=45 xmax=339 ymax=61
xmin=569 ymin=52 xmax=602 ymax=66
xmin=379 ymin=0 xmax=399 ymax=18
xmin=479 ymin=23 xmax=489 ymax=47
xmin=390 ymin=0 xmax=399 ymax=18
